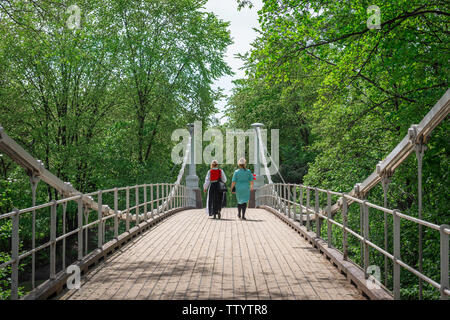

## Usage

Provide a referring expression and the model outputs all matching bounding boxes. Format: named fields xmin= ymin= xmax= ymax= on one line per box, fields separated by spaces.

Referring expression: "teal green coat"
xmin=232 ymin=168 xmax=253 ymax=204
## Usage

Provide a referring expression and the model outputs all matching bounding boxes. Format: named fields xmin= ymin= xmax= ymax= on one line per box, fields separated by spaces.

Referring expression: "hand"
xmin=203 ymin=189 xmax=207 ymax=193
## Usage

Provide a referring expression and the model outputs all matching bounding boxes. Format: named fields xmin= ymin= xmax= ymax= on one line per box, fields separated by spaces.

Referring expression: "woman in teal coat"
xmin=231 ymin=158 xmax=254 ymax=220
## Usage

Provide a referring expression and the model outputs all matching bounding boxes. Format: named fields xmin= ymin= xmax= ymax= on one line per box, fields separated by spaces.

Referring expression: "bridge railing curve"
xmin=256 ymin=183 xmax=450 ymax=300
xmin=0 ymin=133 xmax=195 ymax=300
xmin=253 ymin=90 xmax=450 ymax=300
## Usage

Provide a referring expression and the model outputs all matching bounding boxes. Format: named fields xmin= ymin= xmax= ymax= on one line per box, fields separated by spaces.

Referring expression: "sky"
xmin=202 ymin=0 xmax=263 ymax=124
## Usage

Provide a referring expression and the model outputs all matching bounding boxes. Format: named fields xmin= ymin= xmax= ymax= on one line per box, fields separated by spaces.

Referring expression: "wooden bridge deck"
xmin=57 ymin=208 xmax=365 ymax=300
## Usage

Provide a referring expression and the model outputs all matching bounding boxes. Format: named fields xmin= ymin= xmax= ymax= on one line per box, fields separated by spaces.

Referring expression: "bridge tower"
xmin=250 ymin=123 xmax=266 ymax=207
xmin=186 ymin=123 xmax=202 ymax=208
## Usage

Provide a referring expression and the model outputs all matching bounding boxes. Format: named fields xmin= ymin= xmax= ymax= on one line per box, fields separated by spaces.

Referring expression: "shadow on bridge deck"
xmin=57 ymin=208 xmax=365 ymax=300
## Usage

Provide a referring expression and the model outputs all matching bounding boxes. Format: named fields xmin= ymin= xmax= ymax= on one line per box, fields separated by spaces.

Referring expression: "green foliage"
xmin=0 ymin=0 xmax=231 ymax=299
xmin=228 ymin=0 xmax=449 ymax=299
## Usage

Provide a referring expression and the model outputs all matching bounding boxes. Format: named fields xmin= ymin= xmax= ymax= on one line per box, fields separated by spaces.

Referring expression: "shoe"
xmin=242 ymin=216 xmax=246 ymax=220
xmin=238 ymin=213 xmax=241 ymax=218
xmin=213 ymin=214 xmax=216 ymax=219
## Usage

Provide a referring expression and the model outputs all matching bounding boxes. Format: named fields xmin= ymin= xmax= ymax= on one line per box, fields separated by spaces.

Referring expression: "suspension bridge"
xmin=0 ymin=90 xmax=449 ymax=300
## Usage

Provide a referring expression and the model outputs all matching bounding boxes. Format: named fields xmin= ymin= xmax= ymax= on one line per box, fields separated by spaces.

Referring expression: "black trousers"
xmin=237 ymin=202 xmax=247 ymax=217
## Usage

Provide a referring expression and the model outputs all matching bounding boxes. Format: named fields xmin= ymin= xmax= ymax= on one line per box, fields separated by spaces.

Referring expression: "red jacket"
xmin=210 ymin=169 xmax=221 ymax=181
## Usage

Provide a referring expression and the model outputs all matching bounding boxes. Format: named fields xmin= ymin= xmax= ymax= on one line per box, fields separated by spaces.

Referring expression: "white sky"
xmin=202 ymin=0 xmax=263 ymax=124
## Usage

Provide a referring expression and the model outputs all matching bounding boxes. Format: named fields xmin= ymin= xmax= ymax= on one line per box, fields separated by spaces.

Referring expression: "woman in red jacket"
xmin=203 ymin=160 xmax=227 ymax=219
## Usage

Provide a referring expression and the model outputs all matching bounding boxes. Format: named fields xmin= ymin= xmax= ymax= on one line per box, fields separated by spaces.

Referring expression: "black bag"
xmin=218 ymin=181 xmax=227 ymax=192
xmin=231 ymin=185 xmax=235 ymax=193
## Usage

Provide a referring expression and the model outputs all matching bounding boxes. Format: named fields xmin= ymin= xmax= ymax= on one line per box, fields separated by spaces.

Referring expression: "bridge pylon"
xmin=250 ymin=123 xmax=265 ymax=208
xmin=186 ymin=123 xmax=202 ymax=208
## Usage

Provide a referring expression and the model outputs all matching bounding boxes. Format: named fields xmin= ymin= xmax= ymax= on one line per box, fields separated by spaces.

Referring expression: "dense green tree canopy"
xmin=227 ymin=0 xmax=449 ymax=299
xmin=0 ymin=0 xmax=448 ymax=300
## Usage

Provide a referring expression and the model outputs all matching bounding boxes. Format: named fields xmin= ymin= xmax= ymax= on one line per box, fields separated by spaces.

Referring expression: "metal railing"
xmin=0 ymin=130 xmax=195 ymax=300
xmin=0 ymin=182 xmax=193 ymax=299
xmin=256 ymin=183 xmax=450 ymax=300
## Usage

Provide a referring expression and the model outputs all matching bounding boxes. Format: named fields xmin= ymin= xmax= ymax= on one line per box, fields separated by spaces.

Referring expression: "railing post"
xmin=98 ymin=191 xmax=103 ymax=248
xmin=156 ymin=184 xmax=160 ymax=214
xmin=171 ymin=184 xmax=174 ymax=209
xmin=62 ymin=202 xmax=67 ymax=270
xmin=381 ymin=175 xmax=391 ymax=287
xmin=306 ymin=187 xmax=311 ymax=231
xmin=11 ymin=208 xmax=19 ymax=300
xmin=50 ymin=200 xmax=57 ymax=280
xmin=327 ymin=191 xmax=332 ymax=248
xmin=135 ymin=186 xmax=140 ymax=226
xmin=315 ymin=188 xmax=321 ymax=238
xmin=414 ymin=141 xmax=426 ymax=299
xmin=182 ymin=185 xmax=185 ymax=207
xmin=167 ymin=183 xmax=170 ymax=210
xmin=269 ymin=185 xmax=272 ymax=208
xmin=162 ymin=183 xmax=165 ymax=212
xmin=363 ymin=201 xmax=370 ymax=278
xmin=174 ymin=185 xmax=177 ymax=208
xmin=299 ymin=185 xmax=303 ymax=225
xmin=393 ymin=209 xmax=401 ymax=300
xmin=286 ymin=185 xmax=289 ymax=216
xmin=77 ymin=196 xmax=83 ymax=260
xmin=359 ymin=201 xmax=364 ymax=268
xmin=280 ymin=184 xmax=283 ymax=212
xmin=440 ymin=225 xmax=449 ymax=300
xmin=126 ymin=186 xmax=130 ymax=231
xmin=114 ymin=188 xmax=118 ymax=239
xmin=144 ymin=184 xmax=148 ymax=219
xmin=342 ymin=195 xmax=348 ymax=260
xmin=278 ymin=183 xmax=281 ymax=212
xmin=286 ymin=184 xmax=290 ymax=216
xmin=167 ymin=184 xmax=170 ymax=210
xmin=274 ymin=184 xmax=277 ymax=210
xmin=29 ymin=174 xmax=39 ymax=290
xmin=163 ymin=183 xmax=166 ymax=211
xmin=84 ymin=206 xmax=89 ymax=255
xmin=271 ymin=185 xmax=273 ymax=207
xmin=151 ymin=184 xmax=154 ymax=218
xmin=293 ymin=185 xmax=297 ymax=221
xmin=161 ymin=183 xmax=167 ymax=212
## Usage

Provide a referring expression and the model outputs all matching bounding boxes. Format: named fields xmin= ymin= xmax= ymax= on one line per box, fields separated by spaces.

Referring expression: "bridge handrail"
xmin=254 ymin=90 xmax=449 ymax=300
xmin=0 ymin=126 xmax=115 ymax=217
xmin=0 ymin=182 xmax=192 ymax=299
xmin=0 ymin=130 xmax=194 ymax=299
xmin=269 ymin=184 xmax=450 ymax=233
xmin=257 ymin=183 xmax=450 ymax=299
xmin=331 ymin=88 xmax=450 ymax=213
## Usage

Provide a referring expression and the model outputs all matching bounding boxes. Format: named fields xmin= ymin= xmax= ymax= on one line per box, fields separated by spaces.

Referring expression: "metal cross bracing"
xmin=0 ymin=90 xmax=449 ymax=300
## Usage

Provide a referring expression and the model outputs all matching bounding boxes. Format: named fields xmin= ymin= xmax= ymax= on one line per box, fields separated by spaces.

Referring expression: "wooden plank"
xmin=57 ymin=208 xmax=368 ymax=300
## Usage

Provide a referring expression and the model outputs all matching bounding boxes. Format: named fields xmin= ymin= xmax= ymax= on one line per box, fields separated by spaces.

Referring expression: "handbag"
xmin=212 ymin=169 xmax=227 ymax=192
xmin=218 ymin=181 xmax=227 ymax=192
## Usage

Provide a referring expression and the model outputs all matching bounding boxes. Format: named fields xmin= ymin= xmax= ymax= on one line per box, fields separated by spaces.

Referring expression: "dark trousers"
xmin=237 ymin=202 xmax=247 ymax=218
